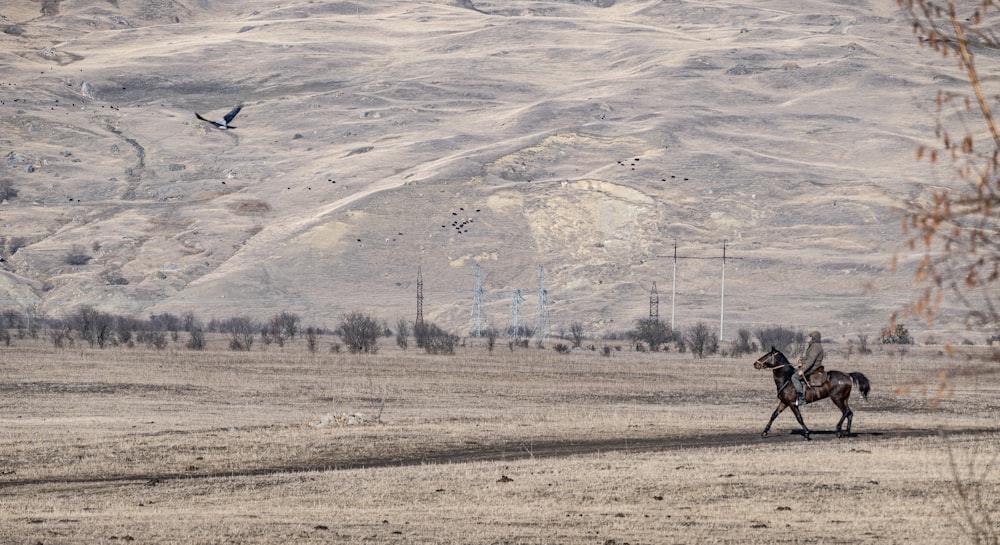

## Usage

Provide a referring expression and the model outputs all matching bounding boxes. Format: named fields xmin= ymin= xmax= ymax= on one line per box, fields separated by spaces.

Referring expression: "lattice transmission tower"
xmin=533 ymin=266 xmax=549 ymax=341
xmin=650 ymin=282 xmax=659 ymax=321
xmin=415 ymin=266 xmax=424 ymax=326
xmin=469 ymin=264 xmax=485 ymax=337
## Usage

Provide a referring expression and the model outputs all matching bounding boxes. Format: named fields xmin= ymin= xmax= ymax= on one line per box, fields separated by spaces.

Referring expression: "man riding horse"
xmin=793 ymin=330 xmax=824 ymax=406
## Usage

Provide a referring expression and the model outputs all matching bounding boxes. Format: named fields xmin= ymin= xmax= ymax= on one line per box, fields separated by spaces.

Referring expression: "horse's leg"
xmin=762 ymin=402 xmax=786 ymax=438
xmin=831 ymin=393 xmax=853 ymax=438
xmin=833 ymin=399 xmax=852 ymax=437
xmin=831 ymin=377 xmax=855 ymax=437
xmin=789 ymin=405 xmax=811 ymax=441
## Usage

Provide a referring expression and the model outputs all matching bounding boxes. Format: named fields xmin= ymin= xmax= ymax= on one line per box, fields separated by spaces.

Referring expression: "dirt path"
xmin=2 ymin=426 xmax=991 ymax=490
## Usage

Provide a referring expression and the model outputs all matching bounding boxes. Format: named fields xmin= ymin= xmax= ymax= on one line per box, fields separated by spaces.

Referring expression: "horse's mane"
xmin=772 ymin=348 xmax=792 ymax=366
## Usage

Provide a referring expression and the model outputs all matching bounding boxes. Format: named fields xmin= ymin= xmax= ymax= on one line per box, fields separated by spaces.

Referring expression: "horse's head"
xmin=753 ymin=346 xmax=790 ymax=369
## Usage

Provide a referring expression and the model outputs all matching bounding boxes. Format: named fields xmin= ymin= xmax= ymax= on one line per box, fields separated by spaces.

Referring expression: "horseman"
xmin=793 ymin=330 xmax=824 ymax=406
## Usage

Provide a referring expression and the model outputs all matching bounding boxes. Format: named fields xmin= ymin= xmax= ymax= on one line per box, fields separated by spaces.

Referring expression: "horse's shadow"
xmin=786 ymin=430 xmax=886 ymax=439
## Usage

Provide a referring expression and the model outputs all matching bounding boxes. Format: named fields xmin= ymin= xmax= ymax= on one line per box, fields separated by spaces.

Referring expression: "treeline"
xmin=0 ymin=306 xmax=920 ymax=357
xmin=620 ymin=320 xmax=915 ymax=359
xmin=0 ymin=306 xmax=463 ymax=355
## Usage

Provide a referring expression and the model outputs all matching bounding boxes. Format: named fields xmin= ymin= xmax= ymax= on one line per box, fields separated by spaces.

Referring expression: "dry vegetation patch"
xmin=0 ymin=341 xmax=996 ymax=544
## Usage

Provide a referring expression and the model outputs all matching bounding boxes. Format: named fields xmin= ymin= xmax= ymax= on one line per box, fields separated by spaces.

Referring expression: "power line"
xmin=657 ymin=240 xmax=742 ymax=341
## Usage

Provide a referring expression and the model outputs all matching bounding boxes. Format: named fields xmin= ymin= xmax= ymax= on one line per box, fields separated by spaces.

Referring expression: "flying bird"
xmin=195 ymin=104 xmax=243 ymax=129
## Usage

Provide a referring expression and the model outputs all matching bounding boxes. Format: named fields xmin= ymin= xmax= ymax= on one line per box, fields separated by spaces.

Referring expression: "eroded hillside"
xmin=0 ymin=0 xmax=973 ymax=341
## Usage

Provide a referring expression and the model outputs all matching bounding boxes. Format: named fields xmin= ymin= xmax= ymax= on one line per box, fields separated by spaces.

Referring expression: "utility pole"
xmin=671 ymin=241 xmax=677 ymax=329
xmin=658 ymin=240 xmax=742 ymax=341
xmin=719 ymin=239 xmax=742 ymax=343
xmin=656 ymin=240 xmax=692 ymax=331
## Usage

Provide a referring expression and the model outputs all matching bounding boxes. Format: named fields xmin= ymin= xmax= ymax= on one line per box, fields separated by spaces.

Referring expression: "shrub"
xmin=395 ymin=319 xmax=410 ymax=350
xmin=485 ymin=327 xmax=498 ymax=353
xmin=186 ymin=328 xmax=205 ymax=350
xmin=65 ymin=244 xmax=92 ymax=266
xmin=414 ymin=321 xmax=459 ymax=355
xmin=553 ymin=343 xmax=570 ymax=354
xmin=855 ymin=333 xmax=872 ymax=355
xmin=104 ymin=271 xmax=129 ymax=285
xmin=305 ymin=326 xmax=318 ymax=353
xmin=880 ymin=323 xmax=914 ymax=345
xmin=137 ymin=329 xmax=167 ymax=349
xmin=270 ymin=311 xmax=300 ymax=341
xmin=569 ymin=322 xmax=585 ymax=348
xmin=0 ymin=178 xmax=17 ymax=200
xmin=223 ymin=316 xmax=257 ymax=351
xmin=114 ymin=316 xmax=134 ymax=347
xmin=6 ymin=236 xmax=26 ymax=256
xmin=71 ymin=306 xmax=114 ymax=348
xmin=686 ymin=322 xmax=719 ymax=359
xmin=731 ymin=327 xmax=756 ymax=357
xmin=753 ymin=325 xmax=799 ymax=354
xmin=182 ymin=311 xmax=200 ymax=333
xmin=151 ymin=313 xmax=181 ymax=341
xmin=339 ymin=311 xmax=380 ymax=354
xmin=630 ymin=318 xmax=674 ymax=352
xmin=50 ymin=327 xmax=72 ymax=348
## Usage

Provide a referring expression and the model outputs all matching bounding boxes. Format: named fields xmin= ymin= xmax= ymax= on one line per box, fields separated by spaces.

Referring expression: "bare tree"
xmin=631 ymin=318 xmax=674 ymax=352
xmin=72 ymin=306 xmax=114 ymax=348
xmin=224 ymin=316 xmax=257 ymax=351
xmin=897 ymin=0 xmax=1000 ymax=332
xmin=151 ymin=313 xmax=181 ymax=342
xmin=897 ymin=7 xmax=1000 ymax=544
xmin=753 ymin=325 xmax=799 ymax=355
xmin=569 ymin=321 xmax=585 ymax=348
xmin=186 ymin=327 xmax=206 ymax=350
xmin=686 ymin=322 xmax=719 ymax=359
xmin=485 ymin=327 xmax=498 ymax=353
xmin=731 ymin=327 xmax=756 ymax=357
xmin=271 ymin=311 xmax=300 ymax=340
xmin=305 ymin=326 xmax=319 ymax=354
xmin=395 ymin=318 xmax=410 ymax=350
xmin=339 ymin=311 xmax=380 ymax=354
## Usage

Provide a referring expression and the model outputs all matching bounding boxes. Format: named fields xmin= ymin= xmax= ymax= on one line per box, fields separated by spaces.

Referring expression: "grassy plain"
xmin=0 ymin=337 xmax=997 ymax=544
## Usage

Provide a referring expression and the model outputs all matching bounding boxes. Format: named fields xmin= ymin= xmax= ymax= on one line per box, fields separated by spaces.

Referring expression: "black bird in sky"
xmin=195 ymin=104 xmax=242 ymax=129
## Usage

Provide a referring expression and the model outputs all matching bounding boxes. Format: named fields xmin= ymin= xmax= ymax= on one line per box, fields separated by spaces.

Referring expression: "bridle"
xmin=754 ymin=350 xmax=787 ymax=370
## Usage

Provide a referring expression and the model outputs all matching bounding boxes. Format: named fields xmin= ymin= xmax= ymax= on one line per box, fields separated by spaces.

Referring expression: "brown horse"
xmin=753 ymin=346 xmax=870 ymax=440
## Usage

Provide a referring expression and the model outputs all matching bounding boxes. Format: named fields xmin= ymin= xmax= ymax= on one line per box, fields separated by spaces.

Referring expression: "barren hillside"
xmin=0 ymin=0 xmax=977 ymax=342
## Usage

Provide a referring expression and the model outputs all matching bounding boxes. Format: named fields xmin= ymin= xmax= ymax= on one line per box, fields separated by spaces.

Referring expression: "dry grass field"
xmin=0 ymin=337 xmax=997 ymax=544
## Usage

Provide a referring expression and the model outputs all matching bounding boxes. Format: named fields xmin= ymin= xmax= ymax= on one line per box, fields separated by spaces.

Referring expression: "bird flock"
xmin=442 ymin=207 xmax=482 ymax=235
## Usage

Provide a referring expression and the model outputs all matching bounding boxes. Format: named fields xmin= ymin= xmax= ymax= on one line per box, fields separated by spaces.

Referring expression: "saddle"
xmin=804 ymin=366 xmax=827 ymax=388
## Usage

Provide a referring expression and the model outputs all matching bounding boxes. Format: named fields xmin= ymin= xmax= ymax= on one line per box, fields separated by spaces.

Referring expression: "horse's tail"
xmin=849 ymin=372 xmax=870 ymax=400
